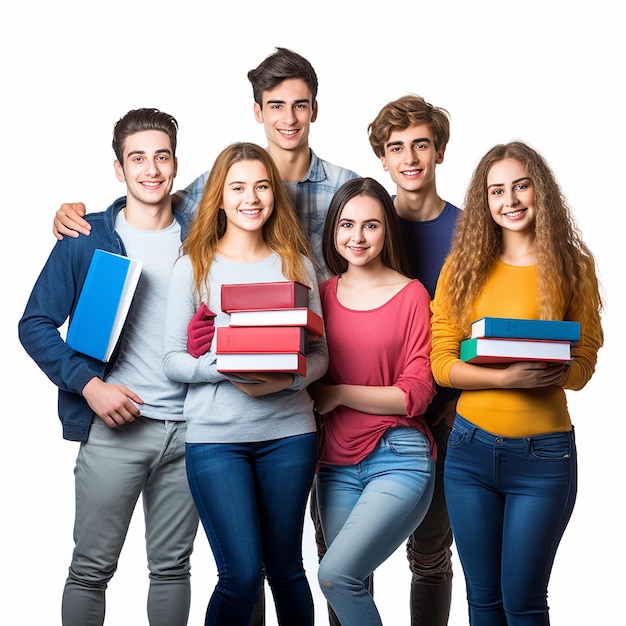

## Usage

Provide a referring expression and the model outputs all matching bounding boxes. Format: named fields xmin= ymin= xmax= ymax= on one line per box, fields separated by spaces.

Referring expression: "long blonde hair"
xmin=442 ymin=141 xmax=602 ymax=332
xmin=181 ymin=142 xmax=314 ymax=297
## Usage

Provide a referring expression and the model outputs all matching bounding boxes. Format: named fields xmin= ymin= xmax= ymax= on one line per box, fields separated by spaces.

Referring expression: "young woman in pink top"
xmin=309 ymin=177 xmax=436 ymax=626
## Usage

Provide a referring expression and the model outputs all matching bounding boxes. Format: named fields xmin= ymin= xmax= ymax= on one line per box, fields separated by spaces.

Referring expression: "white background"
xmin=2 ymin=1 xmax=623 ymax=624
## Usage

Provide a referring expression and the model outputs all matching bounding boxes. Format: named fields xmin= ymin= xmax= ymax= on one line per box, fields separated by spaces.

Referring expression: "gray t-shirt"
xmin=106 ymin=211 xmax=187 ymax=421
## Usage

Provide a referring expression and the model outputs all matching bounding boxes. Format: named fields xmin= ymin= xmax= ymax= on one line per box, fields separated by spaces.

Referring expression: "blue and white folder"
xmin=67 ymin=249 xmax=143 ymax=361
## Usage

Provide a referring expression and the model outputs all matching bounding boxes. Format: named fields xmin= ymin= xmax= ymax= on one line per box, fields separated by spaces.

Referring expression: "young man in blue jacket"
xmin=18 ymin=108 xmax=198 ymax=626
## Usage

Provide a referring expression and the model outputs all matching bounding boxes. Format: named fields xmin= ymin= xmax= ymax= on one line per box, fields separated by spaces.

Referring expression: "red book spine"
xmin=221 ymin=281 xmax=310 ymax=313
xmin=215 ymin=326 xmax=308 ymax=354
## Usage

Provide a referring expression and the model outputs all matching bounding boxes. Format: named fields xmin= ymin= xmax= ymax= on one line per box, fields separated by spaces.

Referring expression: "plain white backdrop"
xmin=2 ymin=2 xmax=623 ymax=624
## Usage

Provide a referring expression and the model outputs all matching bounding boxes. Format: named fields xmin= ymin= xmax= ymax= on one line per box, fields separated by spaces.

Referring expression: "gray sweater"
xmin=163 ymin=252 xmax=328 ymax=443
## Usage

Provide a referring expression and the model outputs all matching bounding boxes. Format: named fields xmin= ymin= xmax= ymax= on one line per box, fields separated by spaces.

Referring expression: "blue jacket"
xmin=18 ymin=197 xmax=191 ymax=442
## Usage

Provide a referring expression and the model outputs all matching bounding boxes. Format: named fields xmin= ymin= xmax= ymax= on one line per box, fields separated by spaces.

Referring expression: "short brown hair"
xmin=112 ymin=108 xmax=178 ymax=163
xmin=368 ymin=95 xmax=450 ymax=157
xmin=247 ymin=47 xmax=318 ymax=107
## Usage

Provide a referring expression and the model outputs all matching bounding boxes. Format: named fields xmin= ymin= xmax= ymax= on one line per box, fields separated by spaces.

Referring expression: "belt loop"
xmin=464 ymin=418 xmax=477 ymax=443
xmin=455 ymin=414 xmax=477 ymax=442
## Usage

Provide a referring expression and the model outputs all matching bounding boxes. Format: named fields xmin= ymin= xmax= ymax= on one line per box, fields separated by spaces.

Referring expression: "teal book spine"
xmin=470 ymin=317 xmax=580 ymax=343
xmin=67 ymin=249 xmax=142 ymax=361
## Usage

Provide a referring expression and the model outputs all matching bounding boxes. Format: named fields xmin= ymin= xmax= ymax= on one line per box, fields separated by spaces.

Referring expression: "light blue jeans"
xmin=316 ymin=426 xmax=435 ymax=626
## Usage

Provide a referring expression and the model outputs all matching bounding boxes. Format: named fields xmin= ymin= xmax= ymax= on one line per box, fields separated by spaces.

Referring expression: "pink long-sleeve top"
xmin=318 ymin=276 xmax=436 ymax=466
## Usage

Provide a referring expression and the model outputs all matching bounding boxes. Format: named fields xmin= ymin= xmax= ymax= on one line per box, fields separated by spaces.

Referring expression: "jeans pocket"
xmin=385 ymin=427 xmax=430 ymax=457
xmin=529 ymin=433 xmax=572 ymax=459
xmin=447 ymin=424 xmax=468 ymax=449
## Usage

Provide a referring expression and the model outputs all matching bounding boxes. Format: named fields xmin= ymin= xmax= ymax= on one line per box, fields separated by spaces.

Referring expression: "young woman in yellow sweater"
xmin=430 ymin=141 xmax=603 ymax=625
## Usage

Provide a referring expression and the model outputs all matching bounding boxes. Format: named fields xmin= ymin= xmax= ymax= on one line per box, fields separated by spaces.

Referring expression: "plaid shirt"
xmin=173 ymin=149 xmax=359 ymax=282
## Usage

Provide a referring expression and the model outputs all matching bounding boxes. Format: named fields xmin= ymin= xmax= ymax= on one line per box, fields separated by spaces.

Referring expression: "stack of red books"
xmin=215 ymin=281 xmax=324 ymax=376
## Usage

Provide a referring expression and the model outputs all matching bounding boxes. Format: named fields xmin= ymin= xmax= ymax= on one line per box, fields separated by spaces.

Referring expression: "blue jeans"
xmin=444 ymin=414 xmax=577 ymax=626
xmin=316 ymin=426 xmax=435 ymax=626
xmin=185 ymin=433 xmax=317 ymax=626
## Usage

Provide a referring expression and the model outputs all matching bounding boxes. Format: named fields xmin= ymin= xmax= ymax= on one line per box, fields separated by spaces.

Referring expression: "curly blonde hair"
xmin=442 ymin=141 xmax=602 ymax=332
xmin=181 ymin=142 xmax=314 ymax=298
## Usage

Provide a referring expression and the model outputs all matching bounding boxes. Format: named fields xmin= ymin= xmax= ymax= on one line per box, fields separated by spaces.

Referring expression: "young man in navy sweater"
xmin=367 ymin=94 xmax=462 ymax=626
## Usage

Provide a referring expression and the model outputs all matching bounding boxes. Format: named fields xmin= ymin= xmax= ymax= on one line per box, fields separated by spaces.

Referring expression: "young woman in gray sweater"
xmin=163 ymin=142 xmax=328 ymax=626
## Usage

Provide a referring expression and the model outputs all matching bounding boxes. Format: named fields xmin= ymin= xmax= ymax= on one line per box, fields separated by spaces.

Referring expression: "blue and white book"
xmin=470 ymin=317 xmax=580 ymax=343
xmin=67 ymin=249 xmax=143 ymax=361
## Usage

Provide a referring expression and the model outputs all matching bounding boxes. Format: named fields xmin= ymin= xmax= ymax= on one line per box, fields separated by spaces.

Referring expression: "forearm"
xmin=448 ymin=359 xmax=569 ymax=391
xmin=448 ymin=360 xmax=507 ymax=389
xmin=335 ymin=384 xmax=407 ymax=416
xmin=293 ymin=336 xmax=328 ymax=390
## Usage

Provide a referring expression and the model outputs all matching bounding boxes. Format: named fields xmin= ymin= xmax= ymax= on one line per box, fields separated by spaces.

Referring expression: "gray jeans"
xmin=62 ymin=417 xmax=199 ymax=626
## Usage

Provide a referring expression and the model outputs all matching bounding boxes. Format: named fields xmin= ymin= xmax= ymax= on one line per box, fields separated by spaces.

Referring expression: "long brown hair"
xmin=181 ymin=142 xmax=313 ymax=298
xmin=441 ymin=141 xmax=602 ymax=331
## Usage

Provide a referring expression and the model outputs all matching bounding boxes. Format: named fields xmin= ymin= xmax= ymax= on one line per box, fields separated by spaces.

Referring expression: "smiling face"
xmin=114 ymin=130 xmax=177 ymax=210
xmin=253 ymin=78 xmax=318 ymax=155
xmin=486 ymin=158 xmax=537 ymax=234
xmin=380 ymin=123 xmax=444 ymax=194
xmin=222 ymin=159 xmax=274 ymax=233
xmin=335 ymin=194 xmax=386 ymax=269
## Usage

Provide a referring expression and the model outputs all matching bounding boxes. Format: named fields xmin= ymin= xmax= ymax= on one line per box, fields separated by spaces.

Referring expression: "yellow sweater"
xmin=430 ymin=260 xmax=603 ymax=437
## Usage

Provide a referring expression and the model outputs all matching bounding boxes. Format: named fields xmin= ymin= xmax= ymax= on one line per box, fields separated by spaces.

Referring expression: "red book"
xmin=221 ymin=281 xmax=310 ymax=313
xmin=229 ymin=307 xmax=324 ymax=338
xmin=215 ymin=326 xmax=309 ymax=354
xmin=216 ymin=352 xmax=306 ymax=376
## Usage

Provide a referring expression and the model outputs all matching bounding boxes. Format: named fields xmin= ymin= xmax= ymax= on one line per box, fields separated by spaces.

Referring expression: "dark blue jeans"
xmin=185 ymin=433 xmax=317 ymax=626
xmin=444 ymin=414 xmax=577 ymax=626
